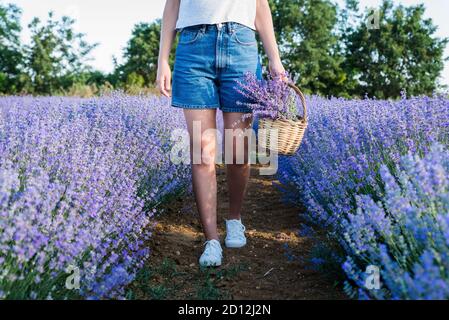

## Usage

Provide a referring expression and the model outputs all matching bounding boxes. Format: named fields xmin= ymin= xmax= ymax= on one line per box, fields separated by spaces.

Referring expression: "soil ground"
xmin=128 ymin=166 xmax=346 ymax=300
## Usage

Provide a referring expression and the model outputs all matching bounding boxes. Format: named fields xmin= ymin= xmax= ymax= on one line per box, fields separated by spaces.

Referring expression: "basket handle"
xmin=288 ymin=82 xmax=307 ymax=122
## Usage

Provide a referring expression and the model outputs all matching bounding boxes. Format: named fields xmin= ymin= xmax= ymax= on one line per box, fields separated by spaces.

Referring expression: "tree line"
xmin=0 ymin=0 xmax=447 ymax=98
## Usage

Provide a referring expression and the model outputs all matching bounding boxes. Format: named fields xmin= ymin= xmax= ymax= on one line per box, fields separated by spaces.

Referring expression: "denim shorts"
xmin=172 ymin=22 xmax=262 ymax=113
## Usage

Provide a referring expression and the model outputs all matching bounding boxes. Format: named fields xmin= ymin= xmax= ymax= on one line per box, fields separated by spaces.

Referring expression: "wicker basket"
xmin=258 ymin=83 xmax=308 ymax=156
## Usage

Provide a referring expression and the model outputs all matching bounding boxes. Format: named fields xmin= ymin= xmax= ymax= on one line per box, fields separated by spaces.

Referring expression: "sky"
xmin=4 ymin=0 xmax=449 ymax=85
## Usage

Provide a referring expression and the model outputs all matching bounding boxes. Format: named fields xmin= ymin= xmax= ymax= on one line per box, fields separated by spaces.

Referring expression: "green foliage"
xmin=343 ymin=0 xmax=448 ymax=98
xmin=25 ymin=12 xmax=98 ymax=95
xmin=0 ymin=1 xmax=447 ymax=98
xmin=0 ymin=3 xmax=26 ymax=94
xmin=114 ymin=20 xmax=177 ymax=88
xmin=268 ymin=0 xmax=347 ymax=97
xmin=269 ymin=0 xmax=447 ymax=98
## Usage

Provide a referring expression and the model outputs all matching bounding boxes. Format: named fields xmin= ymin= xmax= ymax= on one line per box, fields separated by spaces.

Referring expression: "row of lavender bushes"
xmin=0 ymin=95 xmax=190 ymax=299
xmin=277 ymin=94 xmax=449 ymax=299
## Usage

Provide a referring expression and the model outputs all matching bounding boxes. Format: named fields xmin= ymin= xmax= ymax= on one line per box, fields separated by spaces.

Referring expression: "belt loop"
xmin=228 ymin=22 xmax=234 ymax=34
xmin=201 ymin=24 xmax=206 ymax=33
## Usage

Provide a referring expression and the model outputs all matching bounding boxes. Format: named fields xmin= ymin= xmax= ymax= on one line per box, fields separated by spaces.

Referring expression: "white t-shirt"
xmin=176 ymin=0 xmax=257 ymax=30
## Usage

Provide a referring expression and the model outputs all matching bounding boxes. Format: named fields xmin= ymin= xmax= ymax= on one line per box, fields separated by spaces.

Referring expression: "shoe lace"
xmin=228 ymin=221 xmax=246 ymax=239
xmin=203 ymin=240 xmax=221 ymax=257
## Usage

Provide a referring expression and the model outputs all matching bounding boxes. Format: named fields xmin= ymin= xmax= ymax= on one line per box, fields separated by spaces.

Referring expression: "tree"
xmin=26 ymin=12 xmax=97 ymax=94
xmin=268 ymin=0 xmax=347 ymax=96
xmin=343 ymin=0 xmax=448 ymax=98
xmin=0 ymin=3 xmax=25 ymax=94
xmin=115 ymin=20 xmax=176 ymax=88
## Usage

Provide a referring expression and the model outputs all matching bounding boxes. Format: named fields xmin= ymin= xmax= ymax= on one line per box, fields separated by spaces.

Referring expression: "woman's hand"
xmin=156 ymin=0 xmax=179 ymax=97
xmin=269 ymin=58 xmax=286 ymax=80
xmin=156 ymin=60 xmax=172 ymax=97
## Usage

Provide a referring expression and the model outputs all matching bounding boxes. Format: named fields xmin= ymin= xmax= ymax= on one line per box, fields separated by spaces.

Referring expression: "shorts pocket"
xmin=178 ymin=28 xmax=203 ymax=45
xmin=233 ymin=26 xmax=257 ymax=46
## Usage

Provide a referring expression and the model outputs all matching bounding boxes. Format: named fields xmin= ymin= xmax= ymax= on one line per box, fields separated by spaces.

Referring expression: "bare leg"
xmin=184 ymin=109 xmax=219 ymax=241
xmin=223 ymin=113 xmax=253 ymax=220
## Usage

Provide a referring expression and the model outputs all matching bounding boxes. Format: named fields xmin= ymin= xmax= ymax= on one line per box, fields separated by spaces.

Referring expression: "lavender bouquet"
xmin=236 ymin=72 xmax=300 ymax=120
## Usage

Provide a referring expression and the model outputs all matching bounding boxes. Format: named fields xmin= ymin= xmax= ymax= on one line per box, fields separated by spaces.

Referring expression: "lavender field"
xmin=0 ymin=93 xmax=448 ymax=299
xmin=278 ymin=94 xmax=449 ymax=299
xmin=0 ymin=95 xmax=190 ymax=299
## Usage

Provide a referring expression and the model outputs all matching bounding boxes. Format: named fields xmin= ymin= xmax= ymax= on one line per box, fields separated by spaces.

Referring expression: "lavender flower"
xmin=277 ymin=93 xmax=449 ymax=299
xmin=0 ymin=94 xmax=191 ymax=299
xmin=236 ymin=72 xmax=301 ymax=120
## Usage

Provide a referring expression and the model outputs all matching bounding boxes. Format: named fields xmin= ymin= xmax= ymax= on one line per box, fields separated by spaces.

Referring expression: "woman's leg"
xmin=184 ymin=109 xmax=219 ymax=241
xmin=223 ymin=112 xmax=253 ymax=220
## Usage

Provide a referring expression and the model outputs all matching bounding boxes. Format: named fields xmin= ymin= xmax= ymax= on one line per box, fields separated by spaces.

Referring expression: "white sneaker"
xmin=199 ymin=239 xmax=223 ymax=267
xmin=225 ymin=219 xmax=247 ymax=248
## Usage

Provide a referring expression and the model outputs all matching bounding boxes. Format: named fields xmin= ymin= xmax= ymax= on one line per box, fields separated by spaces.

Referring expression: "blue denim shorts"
xmin=172 ymin=22 xmax=262 ymax=113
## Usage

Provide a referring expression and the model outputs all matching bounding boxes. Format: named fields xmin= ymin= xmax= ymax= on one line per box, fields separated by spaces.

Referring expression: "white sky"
xmin=4 ymin=0 xmax=449 ymax=85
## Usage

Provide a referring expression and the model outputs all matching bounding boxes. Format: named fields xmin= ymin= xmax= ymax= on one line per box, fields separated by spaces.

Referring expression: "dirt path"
xmin=129 ymin=166 xmax=345 ymax=300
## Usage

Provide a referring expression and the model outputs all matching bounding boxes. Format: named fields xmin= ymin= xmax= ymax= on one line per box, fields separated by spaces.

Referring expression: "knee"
xmin=192 ymin=151 xmax=216 ymax=173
